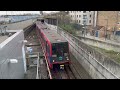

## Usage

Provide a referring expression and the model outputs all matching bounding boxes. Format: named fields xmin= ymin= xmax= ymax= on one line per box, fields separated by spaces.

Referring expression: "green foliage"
xmin=72 ymin=23 xmax=82 ymax=30
xmin=59 ymin=23 xmax=76 ymax=35
xmin=90 ymin=45 xmax=120 ymax=64
xmin=56 ymin=13 xmax=82 ymax=36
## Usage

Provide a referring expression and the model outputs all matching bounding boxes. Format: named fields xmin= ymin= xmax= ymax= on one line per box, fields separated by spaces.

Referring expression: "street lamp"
xmin=82 ymin=24 xmax=85 ymax=37
xmin=114 ymin=11 xmax=119 ymax=39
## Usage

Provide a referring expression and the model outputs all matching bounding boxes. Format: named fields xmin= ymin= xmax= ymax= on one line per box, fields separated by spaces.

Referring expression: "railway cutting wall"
xmin=47 ymin=24 xmax=120 ymax=79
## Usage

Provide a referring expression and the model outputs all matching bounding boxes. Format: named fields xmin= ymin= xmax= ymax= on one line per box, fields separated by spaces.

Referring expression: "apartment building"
xmin=68 ymin=11 xmax=97 ymax=26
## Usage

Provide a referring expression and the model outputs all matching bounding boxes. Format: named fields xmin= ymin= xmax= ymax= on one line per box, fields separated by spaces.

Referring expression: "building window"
xmin=79 ymin=15 xmax=81 ymax=17
xmin=83 ymin=11 xmax=86 ymax=13
xmin=77 ymin=15 xmax=78 ymax=17
xmin=79 ymin=20 xmax=81 ymax=23
xmin=83 ymin=15 xmax=87 ymax=19
xmin=90 ymin=15 xmax=91 ymax=18
xmin=83 ymin=20 xmax=87 ymax=25
xmin=89 ymin=20 xmax=91 ymax=23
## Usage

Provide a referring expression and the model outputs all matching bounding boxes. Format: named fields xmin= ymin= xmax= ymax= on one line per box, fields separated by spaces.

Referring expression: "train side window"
xmin=47 ymin=43 xmax=50 ymax=55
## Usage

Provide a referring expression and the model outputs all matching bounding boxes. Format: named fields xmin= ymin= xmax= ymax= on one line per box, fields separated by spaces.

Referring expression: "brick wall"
xmin=97 ymin=11 xmax=120 ymax=29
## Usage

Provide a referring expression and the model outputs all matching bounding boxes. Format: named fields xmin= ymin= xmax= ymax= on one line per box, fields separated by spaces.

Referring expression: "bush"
xmin=72 ymin=23 xmax=82 ymax=30
xmin=59 ymin=24 xmax=76 ymax=35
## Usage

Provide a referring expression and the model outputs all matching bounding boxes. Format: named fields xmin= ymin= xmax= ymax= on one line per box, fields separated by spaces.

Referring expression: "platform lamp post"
xmin=56 ymin=14 xmax=58 ymax=28
xmin=83 ymin=26 xmax=85 ymax=37
xmin=22 ymin=40 xmax=28 ymax=74
xmin=82 ymin=24 xmax=85 ymax=37
xmin=4 ymin=26 xmax=7 ymax=35
xmin=114 ymin=11 xmax=119 ymax=40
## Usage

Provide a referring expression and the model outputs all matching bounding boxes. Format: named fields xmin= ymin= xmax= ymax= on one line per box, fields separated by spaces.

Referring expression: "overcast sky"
xmin=0 ymin=11 xmax=58 ymax=15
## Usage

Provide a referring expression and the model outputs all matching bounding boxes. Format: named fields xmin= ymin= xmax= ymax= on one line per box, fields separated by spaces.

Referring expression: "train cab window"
xmin=52 ymin=43 xmax=57 ymax=55
xmin=52 ymin=42 xmax=69 ymax=57
xmin=56 ymin=44 xmax=64 ymax=57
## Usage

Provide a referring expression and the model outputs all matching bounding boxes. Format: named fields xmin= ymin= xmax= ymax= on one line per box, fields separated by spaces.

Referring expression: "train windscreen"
xmin=52 ymin=42 xmax=69 ymax=57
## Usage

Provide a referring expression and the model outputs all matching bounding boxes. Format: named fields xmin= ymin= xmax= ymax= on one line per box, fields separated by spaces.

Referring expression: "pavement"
xmin=79 ymin=33 xmax=120 ymax=46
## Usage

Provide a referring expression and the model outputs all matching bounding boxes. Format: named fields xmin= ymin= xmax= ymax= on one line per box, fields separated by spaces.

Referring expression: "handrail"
xmin=36 ymin=52 xmax=39 ymax=79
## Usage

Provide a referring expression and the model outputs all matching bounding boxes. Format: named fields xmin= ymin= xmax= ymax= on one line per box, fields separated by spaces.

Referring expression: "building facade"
xmin=96 ymin=11 xmax=120 ymax=30
xmin=68 ymin=11 xmax=97 ymax=26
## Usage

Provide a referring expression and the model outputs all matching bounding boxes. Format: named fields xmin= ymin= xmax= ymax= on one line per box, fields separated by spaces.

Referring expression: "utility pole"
xmin=40 ymin=11 xmax=43 ymax=15
xmin=57 ymin=14 xmax=58 ymax=33
xmin=116 ymin=11 xmax=119 ymax=29
xmin=85 ymin=14 xmax=88 ymax=36
xmin=114 ymin=11 xmax=119 ymax=38
xmin=40 ymin=11 xmax=44 ymax=19
xmin=93 ymin=11 xmax=95 ymax=38
xmin=92 ymin=11 xmax=98 ymax=38
xmin=83 ymin=14 xmax=87 ymax=37
xmin=104 ymin=19 xmax=108 ymax=40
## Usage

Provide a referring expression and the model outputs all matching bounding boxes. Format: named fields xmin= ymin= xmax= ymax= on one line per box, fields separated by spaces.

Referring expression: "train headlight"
xmin=53 ymin=60 xmax=55 ymax=62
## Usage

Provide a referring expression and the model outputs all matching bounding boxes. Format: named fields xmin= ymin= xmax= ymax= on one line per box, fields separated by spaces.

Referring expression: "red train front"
xmin=36 ymin=19 xmax=70 ymax=69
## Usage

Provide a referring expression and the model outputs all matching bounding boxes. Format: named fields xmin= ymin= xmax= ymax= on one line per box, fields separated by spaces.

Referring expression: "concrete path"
xmin=79 ymin=34 xmax=120 ymax=46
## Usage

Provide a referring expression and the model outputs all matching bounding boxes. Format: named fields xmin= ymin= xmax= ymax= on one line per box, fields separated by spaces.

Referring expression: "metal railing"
xmin=36 ymin=52 xmax=40 ymax=79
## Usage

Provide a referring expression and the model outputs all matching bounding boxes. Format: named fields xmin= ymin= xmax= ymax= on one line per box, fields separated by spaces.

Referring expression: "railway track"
xmin=35 ymin=25 xmax=77 ymax=79
xmin=24 ymin=24 xmax=91 ymax=79
xmin=24 ymin=27 xmax=48 ymax=79
xmin=50 ymin=65 xmax=76 ymax=79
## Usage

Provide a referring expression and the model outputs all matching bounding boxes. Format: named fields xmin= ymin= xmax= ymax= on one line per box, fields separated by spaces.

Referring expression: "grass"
xmin=58 ymin=23 xmax=78 ymax=36
xmin=90 ymin=45 xmax=120 ymax=64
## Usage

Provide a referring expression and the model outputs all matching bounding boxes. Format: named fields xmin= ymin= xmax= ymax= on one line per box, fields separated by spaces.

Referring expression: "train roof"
xmin=36 ymin=22 xmax=68 ymax=44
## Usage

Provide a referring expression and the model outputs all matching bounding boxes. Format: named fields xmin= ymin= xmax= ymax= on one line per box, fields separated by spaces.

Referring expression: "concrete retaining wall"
xmin=56 ymin=27 xmax=120 ymax=79
xmin=78 ymin=36 xmax=120 ymax=52
xmin=114 ymin=35 xmax=120 ymax=43
xmin=0 ymin=30 xmax=24 ymax=79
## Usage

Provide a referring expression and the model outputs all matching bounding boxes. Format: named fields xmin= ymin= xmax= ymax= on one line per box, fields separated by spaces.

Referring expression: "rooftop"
xmin=0 ymin=30 xmax=23 ymax=49
xmin=36 ymin=22 xmax=67 ymax=43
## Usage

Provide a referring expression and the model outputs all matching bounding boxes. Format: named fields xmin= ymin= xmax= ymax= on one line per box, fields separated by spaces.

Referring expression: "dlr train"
xmin=36 ymin=19 xmax=70 ymax=69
